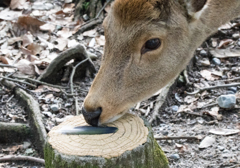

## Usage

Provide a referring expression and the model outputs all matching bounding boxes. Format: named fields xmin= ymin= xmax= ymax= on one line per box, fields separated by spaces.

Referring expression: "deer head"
xmin=82 ymin=0 xmax=240 ymax=126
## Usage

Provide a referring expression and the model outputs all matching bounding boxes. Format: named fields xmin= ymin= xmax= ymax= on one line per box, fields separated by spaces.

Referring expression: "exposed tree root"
xmin=0 ymin=122 xmax=30 ymax=143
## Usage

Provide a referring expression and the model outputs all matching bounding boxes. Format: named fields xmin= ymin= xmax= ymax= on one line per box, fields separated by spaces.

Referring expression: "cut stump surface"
xmin=45 ymin=113 xmax=169 ymax=168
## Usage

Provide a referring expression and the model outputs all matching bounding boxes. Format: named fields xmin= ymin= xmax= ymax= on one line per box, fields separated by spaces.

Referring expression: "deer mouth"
xmin=99 ymin=110 xmax=128 ymax=126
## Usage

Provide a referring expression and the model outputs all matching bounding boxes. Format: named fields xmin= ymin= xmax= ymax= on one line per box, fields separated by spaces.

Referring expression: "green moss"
xmin=153 ymin=139 xmax=169 ymax=168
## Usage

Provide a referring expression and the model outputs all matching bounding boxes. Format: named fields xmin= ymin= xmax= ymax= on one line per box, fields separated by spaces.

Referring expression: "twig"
xmin=200 ymin=102 xmax=218 ymax=109
xmin=183 ymin=69 xmax=191 ymax=85
xmin=149 ymin=80 xmax=175 ymax=123
xmin=175 ymin=110 xmax=202 ymax=117
xmin=0 ymin=63 xmax=16 ymax=68
xmin=72 ymin=18 xmax=103 ymax=37
xmin=69 ymin=58 xmax=89 ymax=115
xmin=154 ymin=135 xmax=202 ymax=141
xmin=0 ymin=155 xmax=45 ymax=165
xmin=0 ymin=76 xmax=36 ymax=88
xmin=95 ymin=0 xmax=112 ymax=18
xmin=186 ymin=82 xmax=240 ymax=95
xmin=6 ymin=95 xmax=14 ymax=103
xmin=72 ymin=0 xmax=112 ymax=37
xmin=15 ymin=76 xmax=67 ymax=89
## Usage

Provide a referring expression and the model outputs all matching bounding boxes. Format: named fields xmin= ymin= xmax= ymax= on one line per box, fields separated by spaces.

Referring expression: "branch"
xmin=69 ymin=58 xmax=89 ymax=115
xmin=149 ymin=80 xmax=175 ymax=123
xmin=0 ymin=155 xmax=45 ymax=165
xmin=186 ymin=82 xmax=240 ymax=95
xmin=154 ymin=135 xmax=202 ymax=141
xmin=0 ymin=76 xmax=36 ymax=88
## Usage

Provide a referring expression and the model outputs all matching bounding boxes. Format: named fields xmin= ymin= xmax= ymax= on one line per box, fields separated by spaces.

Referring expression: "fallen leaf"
xmin=57 ymin=27 xmax=72 ymax=38
xmin=22 ymin=33 xmax=34 ymax=47
xmin=33 ymin=85 xmax=60 ymax=93
xmin=45 ymin=94 xmax=54 ymax=100
xmin=218 ymin=22 xmax=233 ymax=30
xmin=27 ymin=43 xmax=42 ymax=55
xmin=10 ymin=0 xmax=26 ymax=9
xmin=95 ymin=35 xmax=105 ymax=46
xmin=8 ymin=36 xmax=22 ymax=45
xmin=211 ymin=38 xmax=218 ymax=48
xmin=15 ymin=59 xmax=35 ymax=76
xmin=200 ymin=70 xmax=214 ymax=80
xmin=0 ymin=8 xmax=22 ymax=21
xmin=9 ymin=145 xmax=21 ymax=154
xmin=83 ymin=29 xmax=97 ymax=37
xmin=88 ymin=38 xmax=96 ymax=47
xmin=20 ymin=47 xmax=33 ymax=55
xmin=199 ymin=136 xmax=215 ymax=149
xmin=40 ymin=23 xmax=55 ymax=32
xmin=217 ymin=39 xmax=233 ymax=49
xmin=184 ymin=95 xmax=198 ymax=104
xmin=204 ymin=106 xmax=222 ymax=120
xmin=210 ymin=48 xmax=240 ymax=58
xmin=54 ymin=38 xmax=67 ymax=51
xmin=209 ymin=128 xmax=240 ymax=136
xmin=17 ymin=16 xmax=45 ymax=31
xmin=63 ymin=3 xmax=75 ymax=14
xmin=0 ymin=56 xmax=10 ymax=64
xmin=67 ymin=39 xmax=78 ymax=48
xmin=211 ymin=71 xmax=223 ymax=77
xmin=38 ymin=36 xmax=53 ymax=49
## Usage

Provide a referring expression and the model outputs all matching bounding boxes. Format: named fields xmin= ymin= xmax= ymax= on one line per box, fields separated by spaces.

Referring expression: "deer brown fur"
xmin=83 ymin=0 xmax=240 ymax=125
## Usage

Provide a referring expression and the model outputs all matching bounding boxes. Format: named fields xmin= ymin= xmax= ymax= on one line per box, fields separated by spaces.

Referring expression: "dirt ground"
xmin=0 ymin=1 xmax=240 ymax=168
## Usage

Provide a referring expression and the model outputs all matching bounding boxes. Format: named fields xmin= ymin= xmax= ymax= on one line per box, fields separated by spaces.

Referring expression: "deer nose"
xmin=82 ymin=107 xmax=102 ymax=126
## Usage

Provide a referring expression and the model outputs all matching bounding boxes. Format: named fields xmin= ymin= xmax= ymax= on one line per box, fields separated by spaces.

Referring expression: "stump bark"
xmin=44 ymin=113 xmax=169 ymax=168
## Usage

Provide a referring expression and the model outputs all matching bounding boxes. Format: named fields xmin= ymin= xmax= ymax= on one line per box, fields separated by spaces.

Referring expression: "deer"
xmin=82 ymin=0 xmax=240 ymax=126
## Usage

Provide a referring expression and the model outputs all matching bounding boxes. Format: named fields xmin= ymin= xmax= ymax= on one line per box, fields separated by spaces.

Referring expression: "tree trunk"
xmin=44 ymin=113 xmax=169 ymax=168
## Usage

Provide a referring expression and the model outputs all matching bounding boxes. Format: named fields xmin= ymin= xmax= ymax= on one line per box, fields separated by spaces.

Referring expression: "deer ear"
xmin=186 ymin=0 xmax=208 ymax=19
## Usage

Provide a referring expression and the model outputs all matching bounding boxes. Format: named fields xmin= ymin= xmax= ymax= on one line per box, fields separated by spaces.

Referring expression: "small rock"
xmin=50 ymin=104 xmax=59 ymax=112
xmin=218 ymin=146 xmax=225 ymax=151
xmin=42 ymin=111 xmax=52 ymax=117
xmin=216 ymin=95 xmax=236 ymax=108
xmin=25 ymin=148 xmax=34 ymax=155
xmin=23 ymin=141 xmax=31 ymax=149
xmin=55 ymin=118 xmax=64 ymax=124
xmin=221 ymin=75 xmax=228 ymax=79
xmin=64 ymin=103 xmax=72 ymax=108
xmin=83 ymin=14 xmax=89 ymax=21
xmin=227 ymin=87 xmax=237 ymax=93
xmin=212 ymin=58 xmax=221 ymax=65
xmin=55 ymin=25 xmax=62 ymax=31
xmin=88 ymin=38 xmax=96 ymax=47
xmin=226 ymin=91 xmax=235 ymax=95
xmin=200 ymin=58 xmax=210 ymax=66
xmin=87 ymin=51 xmax=98 ymax=60
xmin=162 ymin=131 xmax=169 ymax=136
xmin=171 ymin=105 xmax=179 ymax=112
xmin=196 ymin=117 xmax=204 ymax=124
xmin=178 ymin=75 xmax=185 ymax=83
xmin=45 ymin=3 xmax=54 ymax=10
xmin=232 ymin=33 xmax=240 ymax=39
xmin=238 ymin=41 xmax=240 ymax=46
xmin=169 ymin=154 xmax=180 ymax=160
xmin=200 ymin=50 xmax=208 ymax=56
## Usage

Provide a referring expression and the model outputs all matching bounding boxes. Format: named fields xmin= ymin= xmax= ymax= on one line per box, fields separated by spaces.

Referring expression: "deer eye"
xmin=141 ymin=38 xmax=161 ymax=54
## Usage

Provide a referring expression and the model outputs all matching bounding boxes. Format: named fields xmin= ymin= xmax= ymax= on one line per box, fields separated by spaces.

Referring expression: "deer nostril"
xmin=82 ymin=107 xmax=102 ymax=126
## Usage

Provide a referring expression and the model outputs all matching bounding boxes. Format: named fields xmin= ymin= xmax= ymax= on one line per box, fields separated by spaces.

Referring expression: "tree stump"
xmin=44 ymin=113 xmax=169 ymax=168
